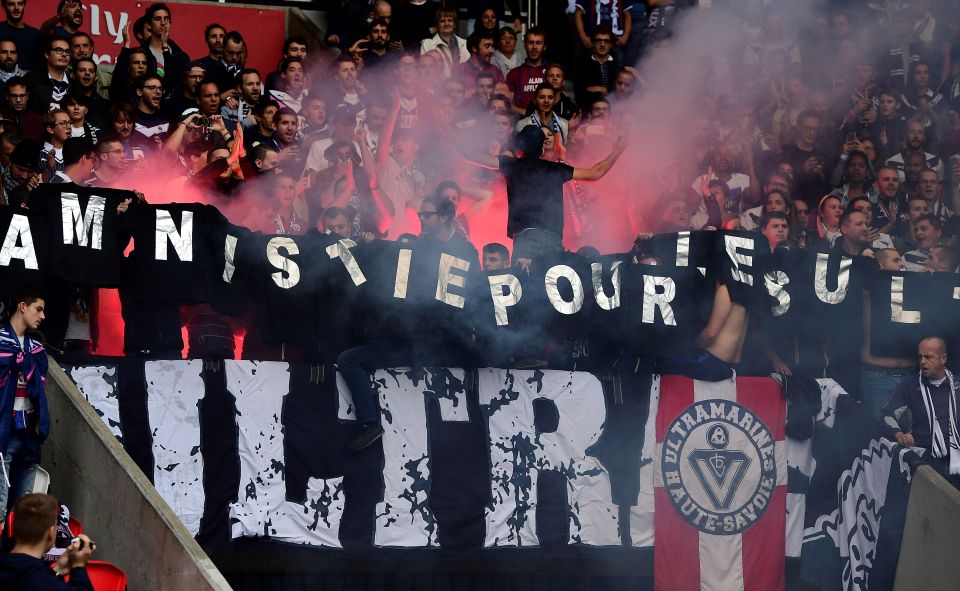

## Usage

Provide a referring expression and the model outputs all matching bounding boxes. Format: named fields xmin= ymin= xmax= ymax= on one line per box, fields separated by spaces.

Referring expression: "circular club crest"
xmin=660 ymin=400 xmax=777 ymax=535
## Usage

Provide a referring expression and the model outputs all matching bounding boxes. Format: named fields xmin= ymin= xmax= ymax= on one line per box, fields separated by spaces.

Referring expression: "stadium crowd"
xmin=0 ymin=2 xmax=957 ymax=441
xmin=0 ymin=1 xmax=959 ymax=571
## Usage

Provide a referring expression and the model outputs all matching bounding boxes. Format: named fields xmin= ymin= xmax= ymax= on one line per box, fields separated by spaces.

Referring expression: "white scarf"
xmin=919 ymin=369 xmax=960 ymax=474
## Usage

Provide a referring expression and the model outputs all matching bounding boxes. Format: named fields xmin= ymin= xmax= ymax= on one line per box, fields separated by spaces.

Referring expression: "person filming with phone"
xmin=0 ymin=493 xmax=96 ymax=589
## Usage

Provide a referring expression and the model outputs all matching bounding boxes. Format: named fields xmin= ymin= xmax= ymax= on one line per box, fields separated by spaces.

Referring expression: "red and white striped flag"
xmin=654 ymin=375 xmax=786 ymax=591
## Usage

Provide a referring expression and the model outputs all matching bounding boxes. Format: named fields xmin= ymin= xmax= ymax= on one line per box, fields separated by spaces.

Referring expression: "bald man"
xmin=880 ymin=337 xmax=960 ymax=485
xmin=875 ymin=248 xmax=905 ymax=271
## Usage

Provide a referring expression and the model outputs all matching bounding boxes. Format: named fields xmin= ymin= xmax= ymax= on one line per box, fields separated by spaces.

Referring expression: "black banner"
xmin=3 ymin=197 xmax=959 ymax=360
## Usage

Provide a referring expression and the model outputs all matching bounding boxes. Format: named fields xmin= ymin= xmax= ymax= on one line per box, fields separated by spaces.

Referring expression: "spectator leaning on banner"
xmin=338 ymin=194 xmax=478 ymax=452
xmin=0 ymin=287 xmax=49 ymax=525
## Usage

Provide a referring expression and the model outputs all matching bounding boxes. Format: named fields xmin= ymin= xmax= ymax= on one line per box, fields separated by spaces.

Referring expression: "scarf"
xmin=530 ymin=112 xmax=565 ymax=142
xmin=273 ymin=210 xmax=303 ymax=235
xmin=919 ymin=369 xmax=960 ymax=474
xmin=588 ymin=0 xmax=621 ymax=35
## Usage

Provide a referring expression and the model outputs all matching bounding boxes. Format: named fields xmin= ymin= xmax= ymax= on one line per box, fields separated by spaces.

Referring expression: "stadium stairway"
xmin=40 ymin=359 xmax=231 ymax=591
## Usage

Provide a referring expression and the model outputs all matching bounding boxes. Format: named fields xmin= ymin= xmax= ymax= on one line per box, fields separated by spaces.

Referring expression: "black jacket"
xmin=0 ymin=553 xmax=93 ymax=590
xmin=24 ymin=70 xmax=69 ymax=114
xmin=880 ymin=373 xmax=955 ymax=452
xmin=111 ymin=40 xmax=191 ymax=101
xmin=574 ymin=54 xmax=620 ymax=109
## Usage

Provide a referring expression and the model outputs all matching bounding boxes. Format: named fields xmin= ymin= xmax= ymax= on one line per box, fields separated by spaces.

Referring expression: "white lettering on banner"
xmin=67 ymin=365 xmax=123 ymax=441
xmin=488 ymin=274 xmax=522 ymax=326
xmin=436 ymin=253 xmax=470 ymax=308
xmin=327 ymin=238 xmax=367 ymax=285
xmin=145 ymin=360 xmax=206 ymax=536
xmin=228 ymin=361 xmax=345 ymax=546
xmin=592 ymin=260 xmax=622 ymax=311
xmin=0 ymin=214 xmax=38 ymax=269
xmin=373 ymin=368 xmax=470 ymax=547
xmin=631 ymin=375 xmax=660 ymax=548
xmin=889 ymin=276 xmax=921 ymax=324
xmin=545 ymin=264 xmax=584 ymax=315
xmin=676 ymin=231 xmax=690 ymax=267
xmin=267 ymin=237 xmax=300 ymax=289
xmin=325 ymin=239 xmax=366 ymax=286
xmin=223 ymin=234 xmax=239 ymax=283
xmin=723 ymin=235 xmax=755 ymax=286
xmin=660 ymin=400 xmax=777 ymax=535
xmin=75 ymin=362 xmax=663 ymax=550
xmin=393 ymin=248 xmax=412 ymax=299
xmin=61 ymin=193 xmax=105 ymax=249
xmin=154 ymin=209 xmax=193 ymax=262
xmin=642 ymin=276 xmax=677 ymax=325
xmin=764 ymin=270 xmax=791 ymax=317
xmin=814 ymin=253 xmax=851 ymax=304
xmin=478 ymin=369 xmax=620 ymax=547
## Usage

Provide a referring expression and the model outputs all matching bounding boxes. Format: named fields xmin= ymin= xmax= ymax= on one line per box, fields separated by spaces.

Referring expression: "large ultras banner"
xmin=64 ymin=362 xmax=917 ymax=590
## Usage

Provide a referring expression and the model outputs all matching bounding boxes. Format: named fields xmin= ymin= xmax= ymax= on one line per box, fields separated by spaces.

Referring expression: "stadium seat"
xmin=68 ymin=515 xmax=83 ymax=537
xmin=85 ymin=560 xmax=128 ymax=591
xmin=62 ymin=560 xmax=127 ymax=590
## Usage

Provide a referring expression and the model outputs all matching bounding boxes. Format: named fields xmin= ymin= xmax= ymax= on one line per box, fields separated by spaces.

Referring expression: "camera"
xmin=71 ymin=536 xmax=95 ymax=551
xmin=196 ymin=116 xmax=213 ymax=128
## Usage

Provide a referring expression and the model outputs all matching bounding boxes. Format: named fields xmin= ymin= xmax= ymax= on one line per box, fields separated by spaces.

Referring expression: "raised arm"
xmin=572 ymin=133 xmax=629 ymax=181
xmin=376 ymin=88 xmax=403 ymax=170
xmin=162 ymin=113 xmax=198 ymax=155
xmin=441 ymin=119 xmax=500 ymax=169
xmin=355 ymin=126 xmax=377 ymax=183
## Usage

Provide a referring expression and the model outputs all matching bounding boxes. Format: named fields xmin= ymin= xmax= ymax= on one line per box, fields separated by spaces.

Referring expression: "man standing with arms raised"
xmin=451 ymin=124 xmax=627 ymax=263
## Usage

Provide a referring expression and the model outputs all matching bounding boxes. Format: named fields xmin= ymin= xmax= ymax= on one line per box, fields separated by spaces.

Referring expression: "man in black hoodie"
xmin=0 ymin=493 xmax=95 ymax=590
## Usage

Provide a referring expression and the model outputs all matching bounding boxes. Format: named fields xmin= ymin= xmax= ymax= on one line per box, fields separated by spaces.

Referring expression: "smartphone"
xmin=585 ymin=125 xmax=605 ymax=136
xmin=131 ymin=147 xmax=145 ymax=160
xmin=846 ymin=131 xmax=857 ymax=143
xmin=724 ymin=197 xmax=740 ymax=214
xmin=299 ymin=165 xmax=312 ymax=189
